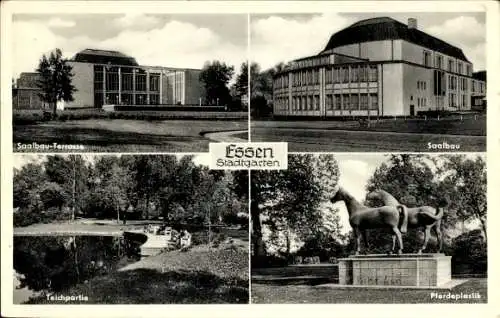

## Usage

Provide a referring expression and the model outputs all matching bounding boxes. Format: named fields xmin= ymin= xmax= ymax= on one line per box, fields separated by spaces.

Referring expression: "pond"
xmin=13 ymin=235 xmax=141 ymax=304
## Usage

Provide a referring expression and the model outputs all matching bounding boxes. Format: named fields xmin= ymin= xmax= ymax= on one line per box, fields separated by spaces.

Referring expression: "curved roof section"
xmin=322 ymin=17 xmax=470 ymax=62
xmin=72 ymin=49 xmax=139 ymax=66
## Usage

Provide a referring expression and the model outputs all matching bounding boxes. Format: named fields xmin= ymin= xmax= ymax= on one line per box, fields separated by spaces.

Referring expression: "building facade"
xmin=12 ymin=73 xmax=49 ymax=110
xmin=273 ymin=17 xmax=487 ymax=117
xmin=13 ymin=49 xmax=205 ymax=110
xmin=471 ymin=71 xmax=486 ymax=110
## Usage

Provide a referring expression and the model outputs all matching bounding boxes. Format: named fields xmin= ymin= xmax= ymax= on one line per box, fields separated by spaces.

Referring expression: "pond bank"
xmin=14 ymin=222 xmax=143 ymax=236
xmin=22 ymin=242 xmax=249 ymax=304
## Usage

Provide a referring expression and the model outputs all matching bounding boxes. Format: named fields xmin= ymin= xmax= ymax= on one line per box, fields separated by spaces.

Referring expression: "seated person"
xmin=180 ymin=230 xmax=192 ymax=248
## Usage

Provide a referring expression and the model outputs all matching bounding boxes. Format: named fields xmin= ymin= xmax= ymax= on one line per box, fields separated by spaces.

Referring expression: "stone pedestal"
xmin=338 ymin=254 xmax=451 ymax=287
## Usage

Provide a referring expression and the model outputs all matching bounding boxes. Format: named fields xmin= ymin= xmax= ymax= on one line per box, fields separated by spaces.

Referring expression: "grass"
xmin=251 ymin=118 xmax=486 ymax=152
xmin=260 ymin=114 xmax=486 ymax=136
xmin=13 ymin=108 xmax=248 ymax=123
xmin=24 ymin=239 xmax=248 ymax=304
xmin=251 ymin=278 xmax=487 ymax=304
xmin=27 ymin=267 xmax=248 ymax=304
xmin=232 ymin=132 xmax=251 ymax=140
xmin=13 ymin=118 xmax=248 ymax=152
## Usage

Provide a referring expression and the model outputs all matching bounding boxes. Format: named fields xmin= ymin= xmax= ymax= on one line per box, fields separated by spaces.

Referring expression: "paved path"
xmin=203 ymin=130 xmax=248 ymax=142
xmin=13 ymin=223 xmax=142 ymax=237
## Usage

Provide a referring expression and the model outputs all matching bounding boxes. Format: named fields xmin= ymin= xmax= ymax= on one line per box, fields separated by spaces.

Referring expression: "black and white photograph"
xmin=12 ymin=154 xmax=249 ymax=304
xmin=1 ymin=0 xmax=498 ymax=317
xmin=249 ymin=13 xmax=487 ymax=152
xmin=12 ymin=14 xmax=249 ymax=153
xmin=251 ymin=153 xmax=487 ymax=303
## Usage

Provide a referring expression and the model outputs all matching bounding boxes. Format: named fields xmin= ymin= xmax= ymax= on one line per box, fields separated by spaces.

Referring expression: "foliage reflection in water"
xmin=13 ymin=235 xmax=139 ymax=302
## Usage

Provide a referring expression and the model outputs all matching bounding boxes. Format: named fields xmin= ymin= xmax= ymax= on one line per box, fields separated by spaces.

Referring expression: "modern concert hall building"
xmin=272 ymin=17 xmax=486 ymax=117
xmin=13 ymin=49 xmax=204 ymax=109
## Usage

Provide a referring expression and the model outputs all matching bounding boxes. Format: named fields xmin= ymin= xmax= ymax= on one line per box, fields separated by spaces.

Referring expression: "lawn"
xmin=256 ymin=115 xmax=486 ymax=136
xmin=13 ymin=119 xmax=248 ymax=152
xmin=251 ymin=278 xmax=487 ymax=304
xmin=252 ymin=119 xmax=486 ymax=152
xmin=25 ymin=243 xmax=249 ymax=304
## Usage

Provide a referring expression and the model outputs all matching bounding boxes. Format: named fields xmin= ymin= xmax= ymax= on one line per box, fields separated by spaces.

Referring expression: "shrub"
xmin=250 ymin=95 xmax=272 ymax=119
xmin=451 ymin=229 xmax=487 ymax=275
xmin=43 ymin=111 xmax=53 ymax=121
xmin=251 ymin=254 xmax=288 ymax=268
xmin=58 ymin=114 xmax=68 ymax=121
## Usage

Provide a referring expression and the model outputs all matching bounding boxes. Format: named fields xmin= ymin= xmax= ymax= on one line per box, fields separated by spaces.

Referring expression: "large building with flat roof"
xmin=13 ymin=49 xmax=205 ymax=109
xmin=272 ymin=17 xmax=487 ymax=117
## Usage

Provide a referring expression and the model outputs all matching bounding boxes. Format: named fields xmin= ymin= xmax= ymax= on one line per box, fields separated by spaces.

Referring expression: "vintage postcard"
xmin=1 ymin=1 xmax=499 ymax=318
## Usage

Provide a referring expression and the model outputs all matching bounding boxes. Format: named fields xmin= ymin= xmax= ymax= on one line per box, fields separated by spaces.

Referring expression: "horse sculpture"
xmin=330 ymin=187 xmax=408 ymax=255
xmin=365 ymin=189 xmax=445 ymax=253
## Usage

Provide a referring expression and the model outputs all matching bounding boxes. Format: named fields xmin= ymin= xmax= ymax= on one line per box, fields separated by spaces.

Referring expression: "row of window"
xmin=447 ymin=75 xmax=470 ymax=91
xmin=326 ymin=93 xmax=378 ymax=110
xmin=275 ymin=93 xmax=379 ymax=111
xmin=275 ymin=65 xmax=379 ymax=88
xmin=417 ymin=97 xmax=427 ymax=108
xmin=95 ymin=67 xmax=161 ymax=92
xmin=447 ymin=93 xmax=468 ymax=108
xmin=424 ymin=50 xmax=472 ymax=76
xmin=95 ymin=92 xmax=161 ymax=106
xmin=289 ymin=55 xmax=331 ymax=70
xmin=325 ymin=65 xmax=378 ymax=84
xmin=292 ymin=69 xmax=320 ymax=86
xmin=417 ymin=81 xmax=427 ymax=90
xmin=472 ymin=80 xmax=486 ymax=94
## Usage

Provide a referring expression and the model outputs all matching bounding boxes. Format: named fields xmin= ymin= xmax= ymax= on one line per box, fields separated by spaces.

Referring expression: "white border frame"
xmin=2 ymin=1 xmax=499 ymax=317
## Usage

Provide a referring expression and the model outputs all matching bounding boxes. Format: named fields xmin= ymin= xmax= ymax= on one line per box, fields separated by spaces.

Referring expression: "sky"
xmin=12 ymin=14 xmax=248 ymax=79
xmin=325 ymin=153 xmax=485 ymax=233
xmin=326 ymin=153 xmax=388 ymax=233
xmin=250 ymin=12 xmax=486 ymax=72
xmin=12 ymin=12 xmax=486 ymax=80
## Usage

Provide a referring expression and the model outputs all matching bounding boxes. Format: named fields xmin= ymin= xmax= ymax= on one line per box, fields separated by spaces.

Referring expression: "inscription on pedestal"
xmin=338 ymin=254 xmax=452 ymax=287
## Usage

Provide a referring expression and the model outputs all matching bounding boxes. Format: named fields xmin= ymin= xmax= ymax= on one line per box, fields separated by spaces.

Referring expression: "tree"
xmin=92 ymin=156 xmax=131 ymax=222
xmin=251 ymin=154 xmax=340 ymax=261
xmin=156 ymin=155 xmax=203 ymax=222
xmin=44 ymin=155 xmax=89 ymax=219
xmin=12 ymin=154 xmax=250 ymax=230
xmin=199 ymin=60 xmax=234 ymax=106
xmin=36 ymin=48 xmax=76 ymax=116
xmin=13 ymin=163 xmax=47 ymax=227
xmin=364 ymin=154 xmax=445 ymax=253
xmin=248 ymin=62 xmax=287 ymax=118
xmin=366 ymin=154 xmax=441 ymax=207
xmin=364 ymin=154 xmax=486 ymax=253
xmin=39 ymin=182 xmax=68 ymax=212
xmin=235 ymin=62 xmax=261 ymax=98
xmin=13 ymin=163 xmax=46 ymax=208
xmin=439 ymin=155 xmax=487 ymax=241
xmin=126 ymin=155 xmax=177 ymax=219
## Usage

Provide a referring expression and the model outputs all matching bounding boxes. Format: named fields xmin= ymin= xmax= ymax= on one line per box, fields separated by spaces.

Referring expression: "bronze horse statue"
xmin=365 ymin=189 xmax=445 ymax=253
xmin=330 ymin=187 xmax=408 ymax=255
